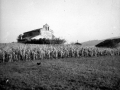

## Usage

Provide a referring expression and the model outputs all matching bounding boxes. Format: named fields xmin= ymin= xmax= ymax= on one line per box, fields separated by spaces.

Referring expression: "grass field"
xmin=0 ymin=56 xmax=120 ymax=90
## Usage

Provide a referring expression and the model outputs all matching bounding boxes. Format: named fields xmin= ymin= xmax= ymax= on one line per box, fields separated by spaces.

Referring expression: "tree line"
xmin=17 ymin=34 xmax=66 ymax=44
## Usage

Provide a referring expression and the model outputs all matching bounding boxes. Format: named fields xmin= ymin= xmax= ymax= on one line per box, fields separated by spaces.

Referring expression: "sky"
xmin=0 ymin=0 xmax=120 ymax=43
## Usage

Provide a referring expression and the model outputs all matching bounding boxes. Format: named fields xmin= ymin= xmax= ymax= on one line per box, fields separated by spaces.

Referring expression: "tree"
xmin=17 ymin=34 xmax=23 ymax=42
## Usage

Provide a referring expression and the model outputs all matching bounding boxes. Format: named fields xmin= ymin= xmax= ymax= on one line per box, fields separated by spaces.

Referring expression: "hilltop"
xmin=81 ymin=40 xmax=103 ymax=46
xmin=96 ymin=37 xmax=120 ymax=48
xmin=81 ymin=36 xmax=120 ymax=47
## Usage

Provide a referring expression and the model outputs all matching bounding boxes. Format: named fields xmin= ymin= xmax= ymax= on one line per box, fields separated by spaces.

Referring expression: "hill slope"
xmin=81 ymin=40 xmax=103 ymax=46
xmin=81 ymin=36 xmax=120 ymax=47
xmin=96 ymin=38 xmax=120 ymax=48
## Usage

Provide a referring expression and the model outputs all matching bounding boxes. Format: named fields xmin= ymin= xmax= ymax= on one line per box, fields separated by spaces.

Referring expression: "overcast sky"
xmin=0 ymin=0 xmax=120 ymax=43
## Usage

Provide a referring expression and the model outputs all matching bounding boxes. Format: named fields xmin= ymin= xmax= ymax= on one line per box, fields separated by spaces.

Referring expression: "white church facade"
xmin=22 ymin=24 xmax=54 ymax=40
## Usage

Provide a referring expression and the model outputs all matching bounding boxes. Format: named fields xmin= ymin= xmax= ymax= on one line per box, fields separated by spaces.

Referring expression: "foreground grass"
xmin=0 ymin=56 xmax=120 ymax=90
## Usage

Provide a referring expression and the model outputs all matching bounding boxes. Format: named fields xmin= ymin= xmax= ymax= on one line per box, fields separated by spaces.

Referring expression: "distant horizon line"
xmin=0 ymin=35 xmax=120 ymax=44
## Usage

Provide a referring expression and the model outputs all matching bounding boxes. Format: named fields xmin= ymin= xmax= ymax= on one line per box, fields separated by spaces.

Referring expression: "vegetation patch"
xmin=0 ymin=43 xmax=120 ymax=63
xmin=96 ymin=38 xmax=120 ymax=48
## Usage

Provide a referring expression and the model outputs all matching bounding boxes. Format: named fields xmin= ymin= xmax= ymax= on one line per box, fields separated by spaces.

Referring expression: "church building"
xmin=22 ymin=24 xmax=54 ymax=40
